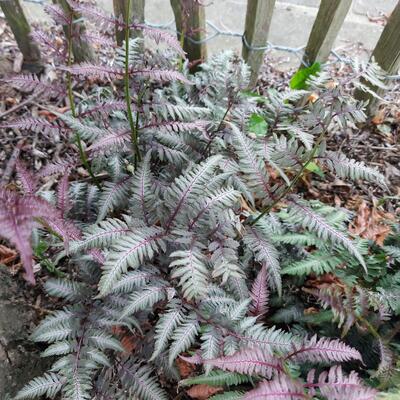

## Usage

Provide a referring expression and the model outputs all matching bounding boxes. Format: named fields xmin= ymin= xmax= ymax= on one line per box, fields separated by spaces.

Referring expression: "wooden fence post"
xmin=56 ymin=0 xmax=95 ymax=63
xmin=170 ymin=0 xmax=207 ymax=72
xmin=357 ymin=1 xmax=400 ymax=115
xmin=242 ymin=0 xmax=276 ymax=87
xmin=301 ymin=0 xmax=352 ymax=66
xmin=0 ymin=0 xmax=43 ymax=73
xmin=113 ymin=0 xmax=145 ymax=46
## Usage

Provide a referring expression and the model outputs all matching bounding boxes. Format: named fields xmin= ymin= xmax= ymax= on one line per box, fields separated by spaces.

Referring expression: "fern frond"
xmin=151 ymin=301 xmax=185 ymax=360
xmin=2 ymin=74 xmax=59 ymax=95
xmin=97 ymin=177 xmax=132 ymax=222
xmin=79 ymin=99 xmax=127 ymax=118
xmin=135 ymin=24 xmax=186 ymax=56
xmin=121 ymin=285 xmax=166 ymax=317
xmin=306 ymin=365 xmax=378 ymax=400
xmin=118 ymin=360 xmax=169 ymax=400
xmin=210 ymin=236 xmax=243 ymax=284
xmin=189 ymin=187 xmax=240 ymax=230
xmin=243 ymin=374 xmax=305 ymax=400
xmin=210 ymin=391 xmax=245 ymax=400
xmin=99 ymin=227 xmax=166 ymax=295
xmin=87 ymin=130 xmax=130 ymax=154
xmin=282 ymin=252 xmax=342 ymax=276
xmin=14 ymin=373 xmax=62 ymax=400
xmin=133 ymin=69 xmax=192 ymax=84
xmin=287 ymin=335 xmax=362 ymax=363
xmin=249 ymin=265 xmax=269 ymax=316
xmin=201 ymin=326 xmax=222 ymax=373
xmin=170 ymin=246 xmax=209 ymax=300
xmin=60 ymin=64 xmax=124 ymax=80
xmin=169 ymin=313 xmax=199 ymax=365
xmin=88 ymin=333 xmax=124 ymax=352
xmin=70 ymin=218 xmax=131 ymax=254
xmin=165 ymin=155 xmax=222 ymax=229
xmin=131 ymin=151 xmax=156 ymax=225
xmin=323 ymin=151 xmax=385 ymax=186
xmin=41 ymin=341 xmax=73 ymax=358
xmin=44 ymin=278 xmax=86 ymax=301
xmin=111 ymin=269 xmax=154 ymax=293
xmin=180 ymin=370 xmax=250 ymax=387
xmin=230 ymin=124 xmax=271 ymax=203
xmin=0 ymin=117 xmax=62 ymax=137
xmin=243 ymin=226 xmax=281 ymax=295
xmin=287 ymin=199 xmax=366 ymax=272
xmin=204 ymin=347 xmax=283 ymax=378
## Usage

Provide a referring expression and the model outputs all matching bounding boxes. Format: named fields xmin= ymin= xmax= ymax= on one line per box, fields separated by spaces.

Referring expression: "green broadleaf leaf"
xmin=305 ymin=161 xmax=324 ymax=177
xmin=290 ymin=62 xmax=321 ymax=90
xmin=248 ymin=113 xmax=268 ymax=136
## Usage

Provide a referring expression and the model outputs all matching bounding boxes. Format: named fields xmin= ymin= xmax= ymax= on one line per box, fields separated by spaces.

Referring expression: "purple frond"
xmin=38 ymin=158 xmax=77 ymax=178
xmin=244 ymin=374 xmax=306 ymax=400
xmin=87 ymin=130 xmax=130 ymax=154
xmin=305 ymin=366 xmax=378 ymax=400
xmin=57 ymin=170 xmax=71 ymax=217
xmin=79 ymin=100 xmax=127 ymax=118
xmin=89 ymin=248 xmax=105 ymax=265
xmin=0 ymin=117 xmax=63 ymax=138
xmin=133 ymin=69 xmax=192 ymax=84
xmin=30 ymin=30 xmax=67 ymax=61
xmin=2 ymin=75 xmax=61 ymax=96
xmin=68 ymin=1 xmax=117 ymax=31
xmin=44 ymin=4 xmax=71 ymax=26
xmin=249 ymin=265 xmax=269 ymax=317
xmin=204 ymin=347 xmax=283 ymax=378
xmin=375 ymin=339 xmax=394 ymax=377
xmin=287 ymin=335 xmax=362 ymax=364
xmin=179 ymin=353 xmax=203 ymax=365
xmin=16 ymin=160 xmax=37 ymax=195
xmin=44 ymin=215 xmax=82 ymax=253
xmin=141 ymin=120 xmax=208 ymax=135
xmin=133 ymin=24 xmax=186 ymax=57
xmin=82 ymin=31 xmax=116 ymax=48
xmin=60 ymin=64 xmax=124 ymax=80
xmin=0 ymin=189 xmax=66 ymax=284
xmin=0 ymin=189 xmax=36 ymax=283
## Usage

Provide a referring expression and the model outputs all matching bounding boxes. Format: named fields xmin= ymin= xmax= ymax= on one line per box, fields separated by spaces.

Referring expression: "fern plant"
xmin=0 ymin=1 xmax=398 ymax=399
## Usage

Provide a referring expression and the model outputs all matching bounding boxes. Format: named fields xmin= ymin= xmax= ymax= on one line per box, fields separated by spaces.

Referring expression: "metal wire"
xmin=19 ymin=0 xmax=400 ymax=79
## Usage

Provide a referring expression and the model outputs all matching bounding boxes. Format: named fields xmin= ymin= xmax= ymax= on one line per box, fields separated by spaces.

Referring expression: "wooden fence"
xmin=1 ymin=0 xmax=400 ymax=113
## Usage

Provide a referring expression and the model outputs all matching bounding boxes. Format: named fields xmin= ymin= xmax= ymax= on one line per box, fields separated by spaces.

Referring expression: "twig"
xmin=1 ymin=139 xmax=24 ymax=185
xmin=0 ymin=89 xmax=44 ymax=120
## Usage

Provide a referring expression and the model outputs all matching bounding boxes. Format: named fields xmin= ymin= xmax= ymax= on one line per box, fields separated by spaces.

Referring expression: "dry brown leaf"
xmin=371 ymin=109 xmax=385 ymax=125
xmin=307 ymin=93 xmax=319 ymax=103
xmin=350 ymin=200 xmax=392 ymax=245
xmin=0 ymin=244 xmax=21 ymax=275
xmin=111 ymin=326 xmax=137 ymax=354
xmin=187 ymin=384 xmax=223 ymax=400
xmin=176 ymin=356 xmax=196 ymax=378
xmin=38 ymin=106 xmax=69 ymax=122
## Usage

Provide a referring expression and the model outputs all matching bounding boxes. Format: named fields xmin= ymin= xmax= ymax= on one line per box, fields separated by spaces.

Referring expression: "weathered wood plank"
xmin=113 ymin=0 xmax=145 ymax=46
xmin=0 ymin=0 xmax=43 ymax=73
xmin=56 ymin=0 xmax=95 ymax=63
xmin=242 ymin=0 xmax=276 ymax=87
xmin=170 ymin=0 xmax=207 ymax=72
xmin=302 ymin=0 xmax=352 ymax=66
xmin=357 ymin=1 xmax=400 ymax=114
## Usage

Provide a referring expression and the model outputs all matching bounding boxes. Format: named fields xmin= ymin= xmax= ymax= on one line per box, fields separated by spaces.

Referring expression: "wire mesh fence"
xmin=18 ymin=0 xmax=400 ymax=80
